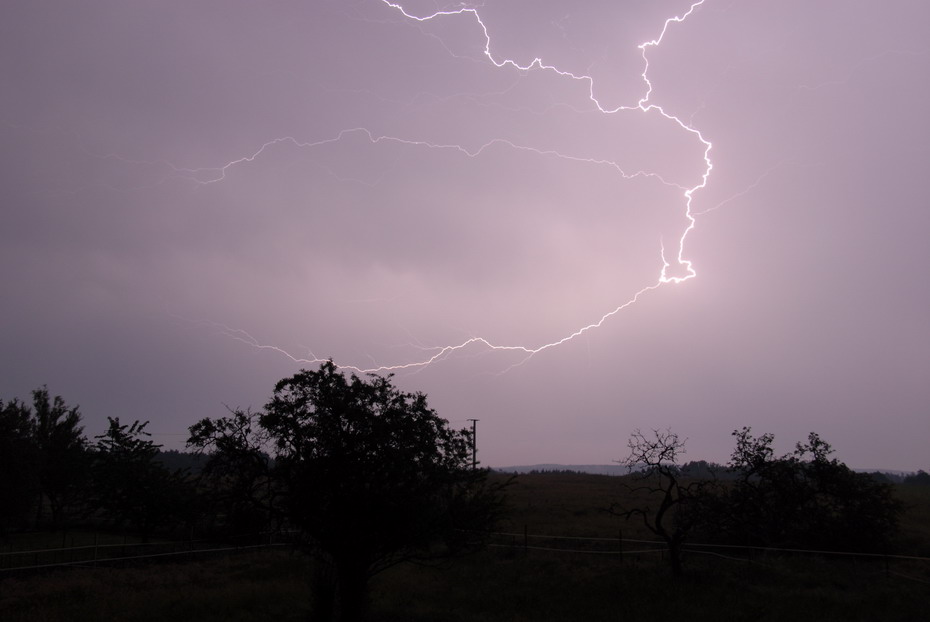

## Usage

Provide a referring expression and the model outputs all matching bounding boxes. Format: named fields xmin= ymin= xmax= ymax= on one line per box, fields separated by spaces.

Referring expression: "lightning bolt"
xmin=169 ymin=128 xmax=684 ymax=189
xmin=183 ymin=0 xmax=715 ymax=374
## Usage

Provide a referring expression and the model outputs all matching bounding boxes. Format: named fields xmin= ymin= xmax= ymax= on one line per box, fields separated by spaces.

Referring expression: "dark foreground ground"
xmin=2 ymin=473 xmax=929 ymax=621
xmin=2 ymin=547 xmax=928 ymax=622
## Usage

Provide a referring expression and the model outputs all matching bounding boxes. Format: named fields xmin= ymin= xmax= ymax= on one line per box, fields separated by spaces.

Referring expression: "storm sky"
xmin=2 ymin=0 xmax=928 ymax=470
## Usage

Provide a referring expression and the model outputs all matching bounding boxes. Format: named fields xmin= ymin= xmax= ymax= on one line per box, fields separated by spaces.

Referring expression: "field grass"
xmin=373 ymin=548 xmax=930 ymax=622
xmin=496 ymin=471 xmax=672 ymax=540
xmin=3 ymin=545 xmax=925 ymax=622
xmin=0 ymin=550 xmax=312 ymax=622
xmin=2 ymin=473 xmax=928 ymax=621
xmin=894 ymin=483 xmax=930 ymax=556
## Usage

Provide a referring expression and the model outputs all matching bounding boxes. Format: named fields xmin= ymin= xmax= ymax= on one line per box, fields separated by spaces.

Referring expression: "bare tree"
xmin=611 ymin=428 xmax=713 ymax=577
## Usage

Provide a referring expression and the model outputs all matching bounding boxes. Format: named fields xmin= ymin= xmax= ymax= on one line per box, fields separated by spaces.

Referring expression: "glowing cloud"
xmin=181 ymin=0 xmax=714 ymax=374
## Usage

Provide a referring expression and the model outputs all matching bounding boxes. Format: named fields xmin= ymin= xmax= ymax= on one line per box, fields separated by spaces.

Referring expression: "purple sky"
xmin=2 ymin=0 xmax=928 ymax=471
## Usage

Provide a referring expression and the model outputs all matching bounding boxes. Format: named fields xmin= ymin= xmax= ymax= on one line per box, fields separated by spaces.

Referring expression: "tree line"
xmin=612 ymin=427 xmax=908 ymax=577
xmin=0 ymin=387 xmax=202 ymax=539
xmin=2 ymin=368 xmax=925 ymax=621
xmin=1 ymin=365 xmax=507 ymax=622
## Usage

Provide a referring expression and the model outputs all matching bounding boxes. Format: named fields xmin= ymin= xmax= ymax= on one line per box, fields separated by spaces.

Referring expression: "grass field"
xmin=2 ymin=473 xmax=928 ymax=621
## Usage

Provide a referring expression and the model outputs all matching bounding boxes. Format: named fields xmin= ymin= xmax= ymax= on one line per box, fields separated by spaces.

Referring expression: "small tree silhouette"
xmin=30 ymin=387 xmax=89 ymax=528
xmin=0 ymin=398 xmax=41 ymax=534
xmin=93 ymin=418 xmax=193 ymax=540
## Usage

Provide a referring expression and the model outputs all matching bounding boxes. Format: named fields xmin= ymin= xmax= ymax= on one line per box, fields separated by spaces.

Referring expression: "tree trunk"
xmin=310 ymin=563 xmax=336 ymax=622
xmin=334 ymin=561 xmax=369 ymax=622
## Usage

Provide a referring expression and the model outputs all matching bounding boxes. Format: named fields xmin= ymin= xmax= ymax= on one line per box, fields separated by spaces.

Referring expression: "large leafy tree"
xmin=189 ymin=361 xmax=507 ymax=622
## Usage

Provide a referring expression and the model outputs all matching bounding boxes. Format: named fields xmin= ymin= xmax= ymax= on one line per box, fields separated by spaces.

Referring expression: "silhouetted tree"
xmin=29 ymin=387 xmax=90 ymax=527
xmin=187 ymin=408 xmax=277 ymax=537
xmin=93 ymin=418 xmax=195 ymax=539
xmin=611 ymin=429 xmax=715 ymax=577
xmin=865 ymin=471 xmax=896 ymax=485
xmin=155 ymin=449 xmax=209 ymax=474
xmin=718 ymin=428 xmax=901 ymax=551
xmin=680 ymin=459 xmax=729 ymax=480
xmin=903 ymin=470 xmax=930 ymax=486
xmin=0 ymin=398 xmax=41 ymax=535
xmin=189 ymin=361 xmax=507 ymax=622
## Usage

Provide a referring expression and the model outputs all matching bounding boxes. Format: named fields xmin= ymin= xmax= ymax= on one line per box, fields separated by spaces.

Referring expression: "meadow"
xmin=2 ymin=472 xmax=928 ymax=621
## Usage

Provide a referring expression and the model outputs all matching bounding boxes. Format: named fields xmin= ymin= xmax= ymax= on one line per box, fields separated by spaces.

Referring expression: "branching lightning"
xmin=172 ymin=128 xmax=685 ymax=190
xmin=190 ymin=0 xmax=715 ymax=374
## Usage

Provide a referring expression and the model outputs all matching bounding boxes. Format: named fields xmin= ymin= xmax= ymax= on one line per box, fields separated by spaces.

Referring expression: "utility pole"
xmin=467 ymin=419 xmax=479 ymax=469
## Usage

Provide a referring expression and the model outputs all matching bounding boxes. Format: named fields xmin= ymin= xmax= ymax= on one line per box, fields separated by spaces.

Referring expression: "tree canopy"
xmin=613 ymin=427 xmax=904 ymax=577
xmin=0 ymin=398 xmax=41 ymax=534
xmin=716 ymin=428 xmax=902 ymax=552
xmin=188 ymin=361 xmax=506 ymax=622
xmin=0 ymin=388 xmax=90 ymax=529
xmin=93 ymin=418 xmax=196 ymax=539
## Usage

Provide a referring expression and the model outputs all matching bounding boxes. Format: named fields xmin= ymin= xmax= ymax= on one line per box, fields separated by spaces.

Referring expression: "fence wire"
xmin=2 ymin=529 xmax=928 ymax=586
